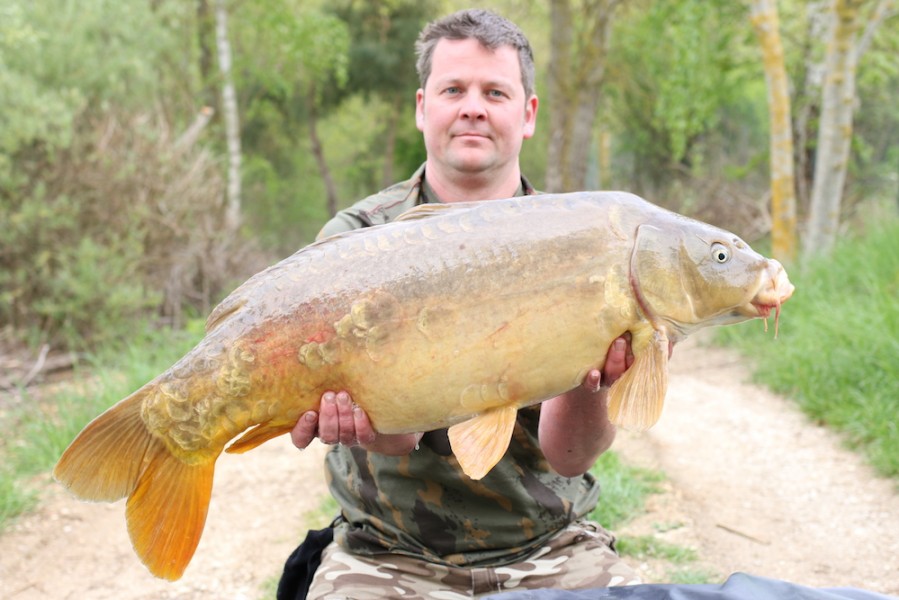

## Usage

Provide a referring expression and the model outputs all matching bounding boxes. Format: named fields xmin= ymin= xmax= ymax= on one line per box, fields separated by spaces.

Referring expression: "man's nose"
xmin=460 ymin=94 xmax=487 ymax=120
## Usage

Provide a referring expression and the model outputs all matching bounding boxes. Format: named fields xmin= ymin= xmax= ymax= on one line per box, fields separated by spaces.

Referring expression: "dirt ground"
xmin=1 ymin=334 xmax=897 ymax=599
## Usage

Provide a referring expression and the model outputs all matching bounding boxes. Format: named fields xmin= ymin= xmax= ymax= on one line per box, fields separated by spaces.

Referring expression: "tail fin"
xmin=53 ymin=385 xmax=155 ymax=501
xmin=126 ymin=440 xmax=214 ymax=580
xmin=53 ymin=385 xmax=216 ymax=580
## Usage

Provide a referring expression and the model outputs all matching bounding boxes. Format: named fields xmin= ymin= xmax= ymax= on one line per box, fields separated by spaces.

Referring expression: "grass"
xmin=589 ymin=454 xmax=715 ymax=584
xmin=717 ymin=218 xmax=899 ymax=480
xmin=0 ymin=320 xmax=204 ymax=532
xmin=589 ymin=450 xmax=664 ymax=529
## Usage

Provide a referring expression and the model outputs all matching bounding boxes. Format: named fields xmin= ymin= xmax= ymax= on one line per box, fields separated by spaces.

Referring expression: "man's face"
xmin=416 ymin=38 xmax=538 ymax=179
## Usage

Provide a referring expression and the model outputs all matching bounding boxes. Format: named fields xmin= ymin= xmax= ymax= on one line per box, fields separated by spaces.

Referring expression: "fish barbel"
xmin=54 ymin=191 xmax=794 ymax=580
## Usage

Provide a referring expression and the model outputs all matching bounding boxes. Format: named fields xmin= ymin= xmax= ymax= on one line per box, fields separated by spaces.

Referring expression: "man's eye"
xmin=487 ymin=90 xmax=505 ymax=98
xmin=445 ymin=86 xmax=460 ymax=94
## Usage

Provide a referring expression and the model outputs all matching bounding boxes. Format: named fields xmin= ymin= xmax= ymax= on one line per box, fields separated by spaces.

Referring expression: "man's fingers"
xmin=583 ymin=369 xmax=603 ymax=393
xmin=318 ymin=391 xmax=339 ymax=444
xmin=601 ymin=337 xmax=629 ymax=386
xmin=353 ymin=405 xmax=377 ymax=445
xmin=291 ymin=411 xmax=318 ymax=449
xmin=336 ymin=391 xmax=357 ymax=445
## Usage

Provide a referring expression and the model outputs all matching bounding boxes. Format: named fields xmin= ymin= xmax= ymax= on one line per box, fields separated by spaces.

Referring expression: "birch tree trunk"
xmin=750 ymin=0 xmax=798 ymax=263
xmin=545 ymin=0 xmax=620 ymax=193
xmin=215 ymin=0 xmax=241 ymax=232
xmin=805 ymin=0 xmax=866 ymax=258
xmin=793 ymin=1 xmax=830 ymax=214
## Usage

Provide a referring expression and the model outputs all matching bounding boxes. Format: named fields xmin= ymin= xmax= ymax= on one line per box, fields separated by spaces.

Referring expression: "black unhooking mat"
xmin=484 ymin=572 xmax=897 ymax=600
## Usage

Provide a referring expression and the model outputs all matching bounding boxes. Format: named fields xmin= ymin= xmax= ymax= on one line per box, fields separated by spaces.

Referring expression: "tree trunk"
xmin=215 ymin=0 xmax=241 ymax=233
xmin=545 ymin=0 xmax=619 ymax=193
xmin=750 ymin=0 xmax=798 ymax=264
xmin=197 ymin=0 xmax=216 ymax=107
xmin=805 ymin=0 xmax=866 ymax=259
xmin=793 ymin=1 xmax=829 ymax=218
xmin=380 ymin=96 xmax=402 ymax=189
xmin=307 ymin=90 xmax=340 ymax=217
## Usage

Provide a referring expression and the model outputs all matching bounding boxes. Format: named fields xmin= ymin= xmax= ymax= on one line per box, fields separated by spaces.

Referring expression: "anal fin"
xmin=448 ymin=405 xmax=518 ymax=480
xmin=608 ymin=328 xmax=669 ymax=431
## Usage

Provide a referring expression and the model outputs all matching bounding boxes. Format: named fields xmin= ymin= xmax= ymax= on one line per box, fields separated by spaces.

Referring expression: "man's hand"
xmin=290 ymin=390 xmax=421 ymax=455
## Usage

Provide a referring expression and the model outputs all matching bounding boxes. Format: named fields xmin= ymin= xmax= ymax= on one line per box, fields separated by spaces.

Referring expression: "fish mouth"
xmin=748 ymin=259 xmax=795 ymax=336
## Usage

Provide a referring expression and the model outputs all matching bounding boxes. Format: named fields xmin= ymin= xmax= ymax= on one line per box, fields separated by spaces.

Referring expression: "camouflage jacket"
xmin=320 ymin=164 xmax=602 ymax=567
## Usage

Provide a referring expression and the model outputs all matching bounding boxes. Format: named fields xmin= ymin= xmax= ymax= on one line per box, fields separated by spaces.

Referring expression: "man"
xmin=281 ymin=9 xmax=644 ymax=599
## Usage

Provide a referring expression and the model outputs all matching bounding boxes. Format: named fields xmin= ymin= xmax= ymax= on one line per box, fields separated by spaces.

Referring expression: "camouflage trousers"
xmin=306 ymin=520 xmax=641 ymax=599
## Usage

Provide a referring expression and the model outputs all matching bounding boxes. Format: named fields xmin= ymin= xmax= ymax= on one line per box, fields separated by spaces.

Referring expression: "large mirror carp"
xmin=54 ymin=191 xmax=794 ymax=580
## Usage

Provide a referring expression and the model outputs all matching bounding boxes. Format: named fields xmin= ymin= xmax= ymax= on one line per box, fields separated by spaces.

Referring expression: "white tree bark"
xmin=215 ymin=0 xmax=241 ymax=232
xmin=805 ymin=0 xmax=894 ymax=258
xmin=805 ymin=0 xmax=865 ymax=258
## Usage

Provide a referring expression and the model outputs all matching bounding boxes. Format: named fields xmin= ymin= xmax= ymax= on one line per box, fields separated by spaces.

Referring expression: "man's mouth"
xmin=453 ymin=132 xmax=490 ymax=140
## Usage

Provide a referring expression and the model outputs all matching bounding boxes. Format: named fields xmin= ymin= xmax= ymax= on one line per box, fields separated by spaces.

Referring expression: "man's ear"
xmin=415 ymin=89 xmax=425 ymax=132
xmin=523 ymin=95 xmax=538 ymax=139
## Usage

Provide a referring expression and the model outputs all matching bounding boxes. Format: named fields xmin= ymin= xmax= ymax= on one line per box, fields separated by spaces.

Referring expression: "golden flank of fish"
xmin=54 ymin=191 xmax=794 ymax=580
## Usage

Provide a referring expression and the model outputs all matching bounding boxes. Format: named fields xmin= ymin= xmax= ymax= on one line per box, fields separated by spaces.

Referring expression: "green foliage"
xmin=330 ymin=0 xmax=435 ymax=98
xmin=589 ymin=451 xmax=664 ymax=529
xmin=606 ymin=0 xmax=761 ymax=189
xmin=0 ymin=109 xmax=241 ymax=348
xmin=852 ymin=17 xmax=899 ymax=202
xmin=0 ymin=5 xmax=77 ymax=154
xmin=718 ymin=218 xmax=899 ymax=478
xmin=240 ymin=1 xmax=350 ymax=96
xmin=0 ymin=0 xmax=192 ymax=164
xmin=0 ymin=0 xmax=237 ymax=349
xmin=1 ymin=177 xmax=152 ymax=347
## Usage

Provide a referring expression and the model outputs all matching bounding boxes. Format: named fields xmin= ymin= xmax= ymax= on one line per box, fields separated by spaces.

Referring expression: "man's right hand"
xmin=291 ymin=390 xmax=422 ymax=455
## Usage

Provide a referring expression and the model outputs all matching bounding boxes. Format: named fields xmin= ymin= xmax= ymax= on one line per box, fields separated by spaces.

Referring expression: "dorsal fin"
xmin=205 ymin=297 xmax=246 ymax=332
xmin=394 ymin=202 xmax=481 ymax=223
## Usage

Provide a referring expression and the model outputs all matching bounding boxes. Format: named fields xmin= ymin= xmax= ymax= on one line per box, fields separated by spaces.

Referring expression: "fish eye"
xmin=711 ymin=243 xmax=730 ymax=263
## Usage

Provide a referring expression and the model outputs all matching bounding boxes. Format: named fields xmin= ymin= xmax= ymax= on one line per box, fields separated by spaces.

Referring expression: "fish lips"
xmin=749 ymin=259 xmax=795 ymax=317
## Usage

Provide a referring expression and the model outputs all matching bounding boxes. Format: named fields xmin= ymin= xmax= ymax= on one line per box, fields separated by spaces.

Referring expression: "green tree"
xmin=605 ymin=0 xmax=757 ymax=193
xmin=331 ymin=0 xmax=435 ymax=186
xmin=544 ymin=0 xmax=621 ymax=193
xmin=236 ymin=0 xmax=350 ymax=218
xmin=0 ymin=0 xmax=237 ymax=346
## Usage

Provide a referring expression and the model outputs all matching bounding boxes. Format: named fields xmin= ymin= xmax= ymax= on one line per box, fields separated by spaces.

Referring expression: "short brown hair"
xmin=415 ymin=9 xmax=536 ymax=99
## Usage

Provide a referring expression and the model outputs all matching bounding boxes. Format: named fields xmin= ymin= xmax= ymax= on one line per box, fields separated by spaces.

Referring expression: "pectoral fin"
xmin=607 ymin=328 xmax=669 ymax=431
xmin=447 ymin=406 xmax=518 ymax=480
